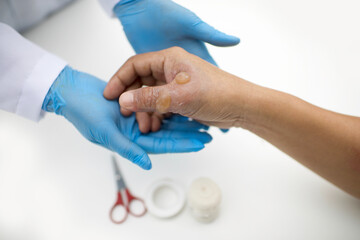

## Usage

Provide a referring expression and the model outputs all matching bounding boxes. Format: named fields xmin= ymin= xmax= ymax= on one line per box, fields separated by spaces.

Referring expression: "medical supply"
xmin=109 ymin=156 xmax=147 ymax=224
xmin=145 ymin=179 xmax=186 ymax=218
xmin=188 ymin=177 xmax=221 ymax=222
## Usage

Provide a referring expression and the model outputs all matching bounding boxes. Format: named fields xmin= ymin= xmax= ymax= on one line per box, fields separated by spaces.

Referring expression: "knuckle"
xmin=125 ymin=55 xmax=136 ymax=65
xmin=128 ymin=55 xmax=136 ymax=61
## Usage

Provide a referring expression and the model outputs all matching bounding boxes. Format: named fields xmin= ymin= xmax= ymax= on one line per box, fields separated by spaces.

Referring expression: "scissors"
xmin=109 ymin=156 xmax=147 ymax=224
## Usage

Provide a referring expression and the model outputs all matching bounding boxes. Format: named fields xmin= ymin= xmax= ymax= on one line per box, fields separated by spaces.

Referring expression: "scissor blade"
xmin=111 ymin=155 xmax=126 ymax=191
xmin=112 ymin=155 xmax=120 ymax=176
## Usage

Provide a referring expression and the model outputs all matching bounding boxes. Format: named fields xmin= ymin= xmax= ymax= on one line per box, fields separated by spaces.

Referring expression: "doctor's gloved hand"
xmin=113 ymin=0 xmax=240 ymax=65
xmin=42 ymin=66 xmax=212 ymax=170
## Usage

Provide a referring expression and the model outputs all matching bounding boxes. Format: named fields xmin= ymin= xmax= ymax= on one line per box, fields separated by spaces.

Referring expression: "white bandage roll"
xmin=145 ymin=179 xmax=186 ymax=219
xmin=188 ymin=177 xmax=221 ymax=222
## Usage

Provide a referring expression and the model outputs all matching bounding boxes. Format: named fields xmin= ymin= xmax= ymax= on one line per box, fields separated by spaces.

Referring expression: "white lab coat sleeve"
xmin=98 ymin=0 xmax=121 ymax=17
xmin=0 ymin=23 xmax=67 ymax=121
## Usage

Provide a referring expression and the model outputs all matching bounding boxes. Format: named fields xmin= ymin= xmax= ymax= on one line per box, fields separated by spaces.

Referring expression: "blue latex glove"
xmin=113 ymin=0 xmax=240 ymax=65
xmin=42 ymin=66 xmax=212 ymax=170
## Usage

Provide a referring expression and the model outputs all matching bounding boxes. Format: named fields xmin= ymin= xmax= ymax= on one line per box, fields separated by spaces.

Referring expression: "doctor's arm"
xmin=0 ymin=25 xmax=212 ymax=169
xmin=0 ymin=23 xmax=66 ymax=120
xmin=104 ymin=47 xmax=360 ymax=198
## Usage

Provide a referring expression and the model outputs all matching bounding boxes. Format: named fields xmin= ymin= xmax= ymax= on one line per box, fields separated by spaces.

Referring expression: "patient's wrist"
xmin=227 ymin=76 xmax=273 ymax=130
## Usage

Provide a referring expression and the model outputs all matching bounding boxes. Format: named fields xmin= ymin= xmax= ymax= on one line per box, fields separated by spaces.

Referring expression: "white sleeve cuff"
xmin=98 ymin=0 xmax=121 ymax=17
xmin=15 ymin=53 xmax=67 ymax=121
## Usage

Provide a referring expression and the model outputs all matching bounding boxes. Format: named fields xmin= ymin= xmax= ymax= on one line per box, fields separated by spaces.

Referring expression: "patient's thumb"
xmin=119 ymin=85 xmax=174 ymax=114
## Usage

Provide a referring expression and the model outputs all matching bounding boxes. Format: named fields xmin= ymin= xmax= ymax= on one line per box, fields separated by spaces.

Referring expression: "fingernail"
xmin=120 ymin=92 xmax=134 ymax=109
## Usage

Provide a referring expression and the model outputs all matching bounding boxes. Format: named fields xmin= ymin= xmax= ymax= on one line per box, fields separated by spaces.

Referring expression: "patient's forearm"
xmin=105 ymin=47 xmax=360 ymax=196
xmin=237 ymin=83 xmax=360 ymax=198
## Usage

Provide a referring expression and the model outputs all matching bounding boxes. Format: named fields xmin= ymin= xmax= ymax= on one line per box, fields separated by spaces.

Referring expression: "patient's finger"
xmin=103 ymin=51 xmax=167 ymax=99
xmin=136 ymin=112 xmax=152 ymax=133
xmin=151 ymin=113 xmax=163 ymax=132
xmin=135 ymin=112 xmax=164 ymax=133
xmin=121 ymin=79 xmax=142 ymax=116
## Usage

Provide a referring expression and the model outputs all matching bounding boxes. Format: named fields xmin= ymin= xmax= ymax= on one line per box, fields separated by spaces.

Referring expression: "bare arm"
xmin=103 ymin=47 xmax=360 ymax=198
xmin=237 ymin=84 xmax=360 ymax=198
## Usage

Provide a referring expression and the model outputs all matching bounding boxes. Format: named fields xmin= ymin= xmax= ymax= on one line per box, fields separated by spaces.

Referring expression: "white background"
xmin=1 ymin=0 xmax=360 ymax=239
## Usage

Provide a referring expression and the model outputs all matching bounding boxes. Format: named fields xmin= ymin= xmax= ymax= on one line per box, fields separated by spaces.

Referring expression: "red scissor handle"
xmin=125 ymin=189 xmax=147 ymax=217
xmin=109 ymin=192 xmax=128 ymax=224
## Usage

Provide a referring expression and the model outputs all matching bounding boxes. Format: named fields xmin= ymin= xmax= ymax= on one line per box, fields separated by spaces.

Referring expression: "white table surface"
xmin=1 ymin=0 xmax=360 ymax=239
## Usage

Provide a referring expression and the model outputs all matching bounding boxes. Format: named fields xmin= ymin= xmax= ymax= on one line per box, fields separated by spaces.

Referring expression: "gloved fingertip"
xmin=204 ymin=133 xmax=213 ymax=143
xmin=213 ymin=34 xmax=240 ymax=46
xmin=220 ymin=128 xmax=229 ymax=133
xmin=196 ymin=132 xmax=213 ymax=144
xmin=191 ymin=22 xmax=240 ymax=47
xmin=133 ymin=153 xmax=152 ymax=170
xmin=191 ymin=140 xmax=205 ymax=151
xmin=142 ymin=161 xmax=152 ymax=170
xmin=228 ymin=35 xmax=241 ymax=45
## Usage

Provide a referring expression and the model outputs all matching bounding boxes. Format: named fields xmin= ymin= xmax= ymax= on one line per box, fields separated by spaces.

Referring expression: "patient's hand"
xmin=103 ymin=47 xmax=254 ymax=129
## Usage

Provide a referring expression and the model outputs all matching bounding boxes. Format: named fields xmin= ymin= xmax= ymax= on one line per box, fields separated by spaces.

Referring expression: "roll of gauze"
xmin=188 ymin=177 xmax=221 ymax=222
xmin=145 ymin=179 xmax=185 ymax=219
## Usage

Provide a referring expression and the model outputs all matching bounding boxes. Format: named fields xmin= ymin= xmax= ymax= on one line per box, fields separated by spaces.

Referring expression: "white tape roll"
xmin=145 ymin=179 xmax=186 ymax=219
xmin=188 ymin=177 xmax=221 ymax=222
